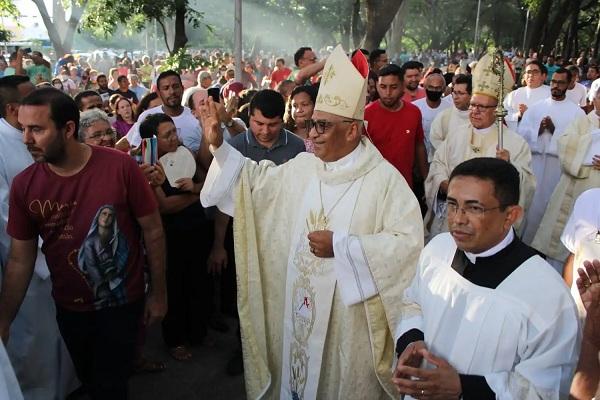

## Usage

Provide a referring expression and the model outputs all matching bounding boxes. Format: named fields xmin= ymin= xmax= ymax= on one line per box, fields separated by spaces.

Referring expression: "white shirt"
xmin=503 ymin=85 xmax=550 ymax=132
xmin=125 ymin=105 xmax=202 ymax=152
xmin=518 ymin=97 xmax=585 ymax=155
xmin=413 ymin=97 xmax=452 ymax=161
xmin=588 ymin=77 xmax=600 ymax=102
xmin=566 ymin=82 xmax=588 ymax=107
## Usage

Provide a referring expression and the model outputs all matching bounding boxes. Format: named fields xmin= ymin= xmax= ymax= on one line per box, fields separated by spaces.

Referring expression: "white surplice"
xmin=0 ymin=340 xmax=22 ymax=400
xmin=561 ymin=188 xmax=600 ymax=320
xmin=201 ymin=137 xmax=423 ymax=399
xmin=0 ymin=118 xmax=78 ymax=399
xmin=517 ymin=98 xmax=586 ymax=244
xmin=429 ymin=106 xmax=470 ymax=153
xmin=503 ymin=85 xmax=550 ymax=133
xmin=397 ymin=233 xmax=581 ymax=399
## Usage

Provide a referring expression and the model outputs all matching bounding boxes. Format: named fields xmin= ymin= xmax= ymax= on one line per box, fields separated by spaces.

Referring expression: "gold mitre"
xmin=315 ymin=45 xmax=368 ymax=120
xmin=472 ymin=50 xmax=515 ymax=101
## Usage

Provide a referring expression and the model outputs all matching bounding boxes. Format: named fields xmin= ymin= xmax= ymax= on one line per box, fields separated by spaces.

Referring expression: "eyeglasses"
xmin=468 ymin=103 xmax=496 ymax=111
xmin=308 ymin=119 xmax=354 ymax=135
xmin=87 ymin=128 xmax=116 ymax=141
xmin=446 ymin=202 xmax=505 ymax=218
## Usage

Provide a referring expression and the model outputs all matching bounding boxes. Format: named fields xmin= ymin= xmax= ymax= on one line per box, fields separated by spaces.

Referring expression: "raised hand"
xmin=199 ymin=97 xmax=224 ymax=148
xmin=576 ymin=259 xmax=600 ymax=348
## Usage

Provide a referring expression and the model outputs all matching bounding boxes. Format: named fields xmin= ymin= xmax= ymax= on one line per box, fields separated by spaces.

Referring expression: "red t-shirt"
xmin=8 ymin=146 xmax=157 ymax=311
xmin=401 ymin=87 xmax=426 ymax=103
xmin=269 ymin=67 xmax=292 ymax=89
xmin=364 ymin=100 xmax=424 ymax=188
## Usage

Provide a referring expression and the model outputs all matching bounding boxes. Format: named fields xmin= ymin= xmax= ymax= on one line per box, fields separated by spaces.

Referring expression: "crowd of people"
xmin=0 ymin=41 xmax=599 ymax=400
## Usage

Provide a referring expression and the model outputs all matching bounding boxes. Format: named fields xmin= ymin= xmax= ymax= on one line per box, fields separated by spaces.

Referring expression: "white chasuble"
xmin=424 ymin=124 xmax=535 ymax=238
xmin=398 ymin=233 xmax=580 ymax=399
xmin=200 ymin=137 xmax=424 ymax=399
xmin=531 ymin=112 xmax=600 ymax=263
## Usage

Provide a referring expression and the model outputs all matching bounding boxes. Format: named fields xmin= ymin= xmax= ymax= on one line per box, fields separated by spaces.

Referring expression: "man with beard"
xmin=430 ymin=74 xmax=472 ymax=152
xmin=364 ymin=63 xmax=428 ymax=189
xmin=413 ymin=73 xmax=452 ymax=161
xmin=0 ymin=76 xmax=78 ymax=399
xmin=401 ymin=61 xmax=426 ymax=103
xmin=96 ymin=73 xmax=115 ymax=105
xmin=518 ymin=68 xmax=585 ymax=250
xmin=0 ymin=88 xmax=166 ymax=399
xmin=123 ymin=70 xmax=208 ymax=166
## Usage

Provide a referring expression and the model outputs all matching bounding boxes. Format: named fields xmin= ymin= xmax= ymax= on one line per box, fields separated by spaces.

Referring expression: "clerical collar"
xmin=473 ymin=125 xmax=493 ymax=135
xmin=0 ymin=118 xmax=22 ymax=139
xmin=464 ymin=229 xmax=515 ymax=264
xmin=457 ymin=109 xmax=470 ymax=118
xmin=323 ymin=142 xmax=362 ymax=172
xmin=526 ymin=85 xmax=545 ymax=94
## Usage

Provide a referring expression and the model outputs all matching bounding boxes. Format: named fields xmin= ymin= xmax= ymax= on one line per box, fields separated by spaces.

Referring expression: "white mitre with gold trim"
xmin=315 ymin=45 xmax=369 ymax=120
xmin=472 ymin=50 xmax=515 ymax=102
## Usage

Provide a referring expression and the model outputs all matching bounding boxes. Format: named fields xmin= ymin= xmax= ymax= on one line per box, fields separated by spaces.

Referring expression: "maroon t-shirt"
xmin=8 ymin=146 xmax=157 ymax=311
xmin=364 ymin=100 xmax=424 ymax=188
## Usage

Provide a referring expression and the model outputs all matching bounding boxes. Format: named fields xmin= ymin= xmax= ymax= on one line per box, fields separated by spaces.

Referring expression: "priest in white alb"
xmin=518 ymin=67 xmax=586 ymax=245
xmin=429 ymin=74 xmax=472 ymax=153
xmin=199 ymin=45 xmax=423 ymax=400
xmin=502 ymin=60 xmax=550 ymax=133
xmin=531 ymin=89 xmax=600 ymax=270
xmin=424 ymin=51 xmax=535 ymax=238
xmin=394 ymin=157 xmax=580 ymax=399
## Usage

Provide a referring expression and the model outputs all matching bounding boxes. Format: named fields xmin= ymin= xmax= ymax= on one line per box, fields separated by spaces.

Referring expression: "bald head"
xmin=424 ymin=73 xmax=446 ymax=104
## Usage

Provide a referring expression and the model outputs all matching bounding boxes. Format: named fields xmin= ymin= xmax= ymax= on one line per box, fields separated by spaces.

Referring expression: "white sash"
xmin=280 ymin=177 xmax=361 ymax=400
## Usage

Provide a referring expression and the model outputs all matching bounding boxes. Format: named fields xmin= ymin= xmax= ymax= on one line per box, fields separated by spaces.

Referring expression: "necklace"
xmin=316 ymin=180 xmax=356 ymax=230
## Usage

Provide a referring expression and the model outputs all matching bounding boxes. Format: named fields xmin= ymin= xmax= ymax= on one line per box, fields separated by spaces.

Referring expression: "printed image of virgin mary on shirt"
xmin=77 ymin=205 xmax=129 ymax=309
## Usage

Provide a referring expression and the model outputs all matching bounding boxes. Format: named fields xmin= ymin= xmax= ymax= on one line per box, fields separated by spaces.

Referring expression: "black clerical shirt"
xmin=395 ymin=234 xmax=541 ymax=399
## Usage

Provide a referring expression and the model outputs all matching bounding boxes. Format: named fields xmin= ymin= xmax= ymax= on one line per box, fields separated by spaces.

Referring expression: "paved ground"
xmin=129 ymin=318 xmax=246 ymax=400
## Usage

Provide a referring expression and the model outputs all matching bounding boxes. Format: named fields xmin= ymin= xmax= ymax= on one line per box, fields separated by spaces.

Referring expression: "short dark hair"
xmin=117 ymin=75 xmax=128 ymax=84
xmin=139 ymin=113 xmax=174 ymax=139
xmin=290 ymin=84 xmax=317 ymax=105
xmin=378 ymin=64 xmax=403 ymax=80
xmin=369 ymin=49 xmax=386 ymax=66
xmin=21 ymin=87 xmax=80 ymax=138
xmin=294 ymin=47 xmax=312 ymax=67
xmin=0 ymin=75 xmax=31 ymax=117
xmin=454 ymin=74 xmax=472 ymax=94
xmin=589 ymin=65 xmax=599 ymax=74
xmin=525 ymin=60 xmax=547 ymax=75
xmin=135 ymin=92 xmax=160 ymax=121
xmin=156 ymin=70 xmax=182 ymax=88
xmin=276 ymin=57 xmax=285 ymax=65
xmin=73 ymin=90 xmax=101 ymax=110
xmin=553 ymin=67 xmax=572 ymax=82
xmin=97 ymin=73 xmax=107 ymax=81
xmin=402 ymin=60 xmax=424 ymax=71
xmin=249 ymin=89 xmax=285 ymax=119
xmin=449 ymin=157 xmax=520 ymax=208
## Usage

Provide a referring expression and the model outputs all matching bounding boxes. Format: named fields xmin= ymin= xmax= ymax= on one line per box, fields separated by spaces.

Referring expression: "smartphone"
xmin=141 ymin=137 xmax=158 ymax=165
xmin=207 ymin=87 xmax=221 ymax=103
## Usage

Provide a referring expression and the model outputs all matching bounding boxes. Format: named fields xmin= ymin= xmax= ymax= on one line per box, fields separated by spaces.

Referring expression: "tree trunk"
xmin=388 ymin=1 xmax=408 ymax=56
xmin=362 ymin=0 xmax=404 ymax=50
xmin=593 ymin=13 xmax=600 ymax=59
xmin=563 ymin=0 xmax=581 ymax=59
xmin=172 ymin=0 xmax=188 ymax=55
xmin=527 ymin=0 xmax=554 ymax=53
xmin=32 ymin=0 xmax=87 ymax=57
xmin=541 ymin=0 xmax=571 ymax=54
xmin=351 ymin=0 xmax=364 ymax=49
